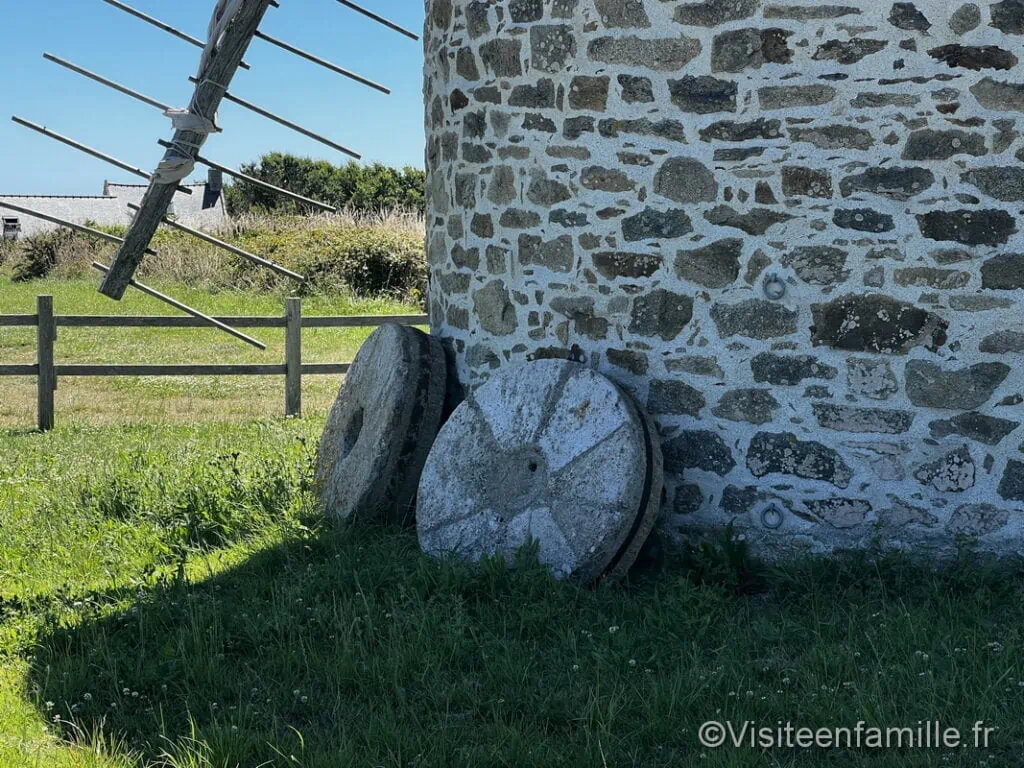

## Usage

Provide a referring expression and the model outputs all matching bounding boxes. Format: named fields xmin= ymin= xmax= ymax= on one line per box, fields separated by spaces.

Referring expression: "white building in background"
xmin=0 ymin=171 xmax=227 ymax=239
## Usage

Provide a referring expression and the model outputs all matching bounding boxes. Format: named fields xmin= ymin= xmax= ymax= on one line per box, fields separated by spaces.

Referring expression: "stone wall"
xmin=424 ymin=0 xmax=1024 ymax=558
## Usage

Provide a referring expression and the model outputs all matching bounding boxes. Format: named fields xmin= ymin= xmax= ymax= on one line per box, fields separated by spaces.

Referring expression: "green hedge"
xmin=233 ymin=224 xmax=427 ymax=300
xmin=224 ymin=153 xmax=426 ymax=216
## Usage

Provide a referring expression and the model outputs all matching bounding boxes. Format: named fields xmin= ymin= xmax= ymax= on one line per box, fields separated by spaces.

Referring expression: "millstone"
xmin=315 ymin=324 xmax=447 ymax=525
xmin=416 ymin=360 xmax=660 ymax=584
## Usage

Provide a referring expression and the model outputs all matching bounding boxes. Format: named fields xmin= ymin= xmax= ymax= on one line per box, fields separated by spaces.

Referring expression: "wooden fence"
xmin=0 ymin=295 xmax=428 ymax=431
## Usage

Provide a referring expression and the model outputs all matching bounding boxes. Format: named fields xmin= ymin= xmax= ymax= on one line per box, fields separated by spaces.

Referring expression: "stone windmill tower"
xmin=424 ymin=0 xmax=1024 ymax=557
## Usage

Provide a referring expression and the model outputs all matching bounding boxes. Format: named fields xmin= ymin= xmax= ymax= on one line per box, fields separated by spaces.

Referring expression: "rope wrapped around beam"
xmin=154 ymin=0 xmax=244 ymax=184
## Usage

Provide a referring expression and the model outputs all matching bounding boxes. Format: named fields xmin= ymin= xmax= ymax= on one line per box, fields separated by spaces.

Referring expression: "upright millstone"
xmin=315 ymin=324 xmax=447 ymax=525
xmin=416 ymin=360 xmax=663 ymax=584
xmin=426 ymin=0 xmax=1024 ymax=561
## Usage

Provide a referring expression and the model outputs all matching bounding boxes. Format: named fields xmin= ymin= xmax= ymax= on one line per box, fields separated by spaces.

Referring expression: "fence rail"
xmin=0 ymin=295 xmax=428 ymax=431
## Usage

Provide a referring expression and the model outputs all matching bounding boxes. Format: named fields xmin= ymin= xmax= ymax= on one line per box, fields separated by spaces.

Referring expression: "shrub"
xmin=10 ymin=228 xmax=109 ymax=282
xmin=295 ymin=227 xmax=427 ymax=299
xmin=11 ymin=229 xmax=72 ymax=282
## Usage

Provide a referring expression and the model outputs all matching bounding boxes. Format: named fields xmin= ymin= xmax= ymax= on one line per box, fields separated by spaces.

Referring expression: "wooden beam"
xmin=0 ymin=201 xmax=157 ymax=255
xmin=334 ymin=0 xmax=420 ymax=40
xmin=98 ymin=2 xmax=389 ymax=93
xmin=29 ymin=314 xmax=429 ymax=329
xmin=253 ymin=31 xmax=390 ymax=94
xmin=100 ymin=0 xmax=252 ymax=70
xmin=44 ymin=53 xmax=172 ymax=111
xmin=12 ymin=116 xmax=193 ymax=195
xmin=41 ymin=364 xmax=350 ymax=377
xmin=285 ymin=297 xmax=302 ymax=417
xmin=126 ymin=202 xmax=304 ymax=282
xmin=100 ymin=0 xmax=276 ymax=300
xmin=44 ymin=52 xmax=354 ymax=182
xmin=37 ymin=295 xmax=56 ymax=431
xmin=187 ymin=77 xmax=360 ymax=158
xmin=53 ymin=315 xmax=285 ymax=328
xmin=56 ymin=364 xmax=285 ymax=376
xmin=157 ymin=139 xmax=337 ymax=212
xmin=0 ymin=315 xmax=38 ymax=327
xmin=91 ymin=262 xmax=268 ymax=350
xmin=0 ymin=365 xmax=38 ymax=376
xmin=302 ymin=315 xmax=428 ymax=328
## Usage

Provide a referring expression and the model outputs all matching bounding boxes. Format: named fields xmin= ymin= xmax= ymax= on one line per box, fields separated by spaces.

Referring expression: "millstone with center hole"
xmin=416 ymin=360 xmax=663 ymax=584
xmin=315 ymin=324 xmax=447 ymax=525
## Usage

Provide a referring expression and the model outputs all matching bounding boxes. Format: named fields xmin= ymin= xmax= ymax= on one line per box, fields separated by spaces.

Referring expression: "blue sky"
xmin=0 ymin=0 xmax=426 ymax=195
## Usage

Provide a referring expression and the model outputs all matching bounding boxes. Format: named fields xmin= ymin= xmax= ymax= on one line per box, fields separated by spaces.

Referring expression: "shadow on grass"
xmin=23 ymin=521 xmax=1024 ymax=768
xmin=2 ymin=428 xmax=44 ymax=439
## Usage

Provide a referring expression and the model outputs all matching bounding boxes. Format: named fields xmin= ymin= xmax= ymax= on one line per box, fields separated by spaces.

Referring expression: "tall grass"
xmin=222 ymin=209 xmax=426 ymax=238
xmin=0 ymin=237 xmax=19 ymax=266
xmin=3 ymin=210 xmax=427 ymax=301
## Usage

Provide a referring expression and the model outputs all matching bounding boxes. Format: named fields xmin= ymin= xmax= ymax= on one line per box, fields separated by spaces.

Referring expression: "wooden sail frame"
xmin=9 ymin=0 xmax=420 ymax=346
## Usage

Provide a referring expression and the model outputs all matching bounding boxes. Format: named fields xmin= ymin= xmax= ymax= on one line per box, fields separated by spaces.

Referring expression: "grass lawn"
xmin=2 ymin=279 xmax=1023 ymax=767
xmin=0 ymin=279 xmax=421 ymax=428
xmin=2 ymin=420 xmax=1023 ymax=767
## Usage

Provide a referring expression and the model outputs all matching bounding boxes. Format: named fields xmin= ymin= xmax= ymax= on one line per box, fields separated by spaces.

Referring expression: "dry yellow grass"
xmin=8 ymin=208 xmax=427 ymax=293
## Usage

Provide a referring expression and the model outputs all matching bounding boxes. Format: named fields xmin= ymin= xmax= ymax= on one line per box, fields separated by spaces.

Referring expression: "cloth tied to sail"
xmin=153 ymin=0 xmax=243 ymax=184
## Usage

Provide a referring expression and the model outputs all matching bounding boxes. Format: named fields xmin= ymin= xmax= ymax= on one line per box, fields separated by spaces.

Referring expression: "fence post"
xmin=285 ymin=297 xmax=302 ymax=418
xmin=36 ymin=295 xmax=56 ymax=431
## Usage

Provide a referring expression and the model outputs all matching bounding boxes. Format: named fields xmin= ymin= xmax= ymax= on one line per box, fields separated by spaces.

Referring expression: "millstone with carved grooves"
xmin=315 ymin=324 xmax=447 ymax=525
xmin=416 ymin=360 xmax=662 ymax=584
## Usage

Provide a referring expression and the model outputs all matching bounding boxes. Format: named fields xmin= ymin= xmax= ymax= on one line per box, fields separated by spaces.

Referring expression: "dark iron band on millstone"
xmin=385 ymin=328 xmax=448 ymax=526
xmin=600 ymin=390 xmax=663 ymax=583
xmin=315 ymin=323 xmax=447 ymax=525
